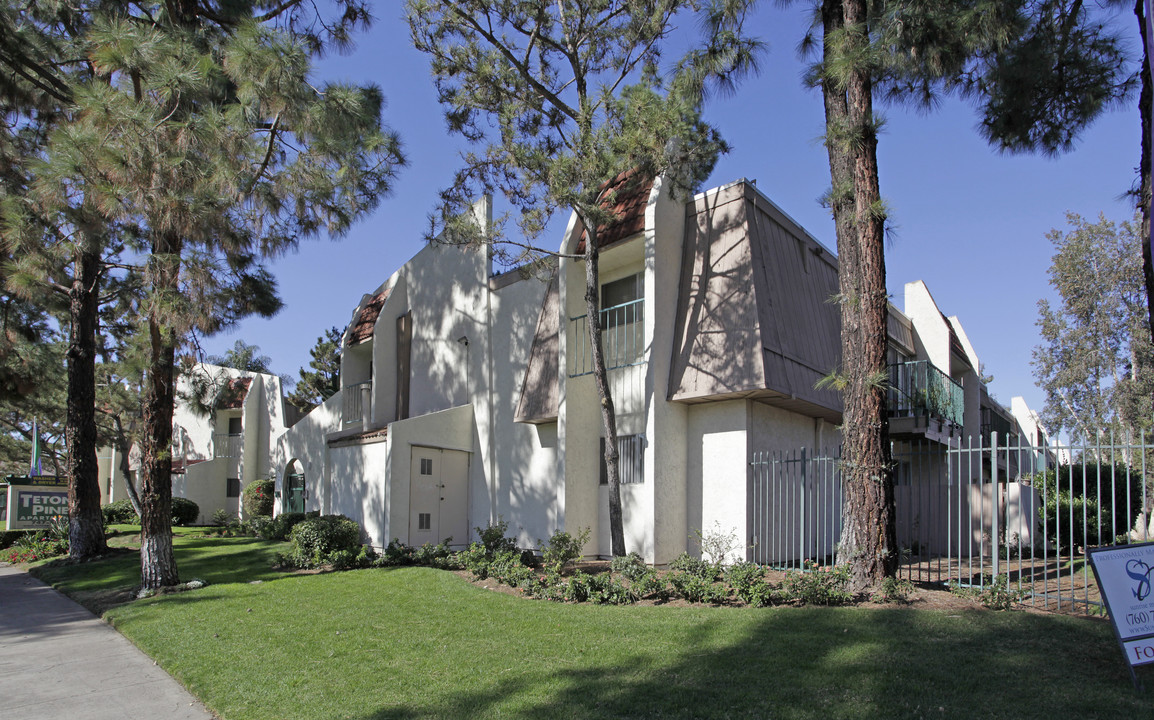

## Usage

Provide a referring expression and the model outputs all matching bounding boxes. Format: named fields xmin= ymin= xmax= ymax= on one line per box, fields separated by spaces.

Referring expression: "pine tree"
xmin=802 ymin=0 xmax=1129 ymax=592
xmin=6 ymin=1 xmax=403 ymax=588
xmin=287 ymin=327 xmax=343 ymax=411
xmin=406 ymin=0 xmax=757 ymax=556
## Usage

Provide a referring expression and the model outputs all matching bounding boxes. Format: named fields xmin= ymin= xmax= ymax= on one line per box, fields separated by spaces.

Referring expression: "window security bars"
xmin=750 ymin=433 xmax=1154 ymax=615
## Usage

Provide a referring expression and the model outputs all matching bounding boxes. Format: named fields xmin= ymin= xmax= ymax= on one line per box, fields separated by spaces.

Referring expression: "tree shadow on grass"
xmin=354 ymin=607 xmax=1154 ymax=720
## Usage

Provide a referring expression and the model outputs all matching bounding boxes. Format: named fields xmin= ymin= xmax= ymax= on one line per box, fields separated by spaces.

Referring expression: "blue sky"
xmin=199 ymin=4 xmax=1145 ymax=424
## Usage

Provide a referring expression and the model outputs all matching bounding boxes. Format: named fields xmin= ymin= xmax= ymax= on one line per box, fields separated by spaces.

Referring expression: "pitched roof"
xmin=347 ymin=289 xmax=389 ymax=345
xmin=576 ymin=168 xmax=654 ymax=253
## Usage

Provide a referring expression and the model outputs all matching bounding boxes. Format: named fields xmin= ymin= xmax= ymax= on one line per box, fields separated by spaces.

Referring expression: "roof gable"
xmin=576 ymin=168 xmax=654 ymax=253
xmin=347 ymin=289 xmax=389 ymax=345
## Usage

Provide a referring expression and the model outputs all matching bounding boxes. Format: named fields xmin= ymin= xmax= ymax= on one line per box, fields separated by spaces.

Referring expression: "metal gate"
xmin=750 ymin=434 xmax=1154 ymax=614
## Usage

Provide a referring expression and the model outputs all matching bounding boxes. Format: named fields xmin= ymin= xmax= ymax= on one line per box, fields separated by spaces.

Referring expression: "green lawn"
xmin=28 ymin=533 xmax=1154 ymax=720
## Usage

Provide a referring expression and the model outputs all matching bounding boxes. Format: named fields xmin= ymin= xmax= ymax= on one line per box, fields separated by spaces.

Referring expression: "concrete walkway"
xmin=0 ymin=564 xmax=216 ymax=719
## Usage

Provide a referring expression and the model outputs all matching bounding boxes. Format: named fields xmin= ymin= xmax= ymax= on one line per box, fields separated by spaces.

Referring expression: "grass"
xmin=27 ymin=534 xmax=1154 ymax=720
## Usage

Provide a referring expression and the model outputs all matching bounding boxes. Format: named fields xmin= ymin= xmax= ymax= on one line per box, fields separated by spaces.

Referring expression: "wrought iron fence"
xmin=750 ymin=433 xmax=1154 ymax=614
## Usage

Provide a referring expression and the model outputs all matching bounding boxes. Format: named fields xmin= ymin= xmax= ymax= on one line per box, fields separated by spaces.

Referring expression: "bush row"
xmin=101 ymin=497 xmax=200 ymax=526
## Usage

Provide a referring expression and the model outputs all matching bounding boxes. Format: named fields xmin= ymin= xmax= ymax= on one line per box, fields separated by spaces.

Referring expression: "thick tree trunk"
xmin=582 ymin=220 xmax=627 ymax=557
xmin=65 ymin=242 xmax=108 ymax=560
xmin=139 ymin=235 xmax=181 ymax=589
xmin=1138 ymin=1 xmax=1153 ymax=346
xmin=823 ymin=0 xmax=896 ymax=594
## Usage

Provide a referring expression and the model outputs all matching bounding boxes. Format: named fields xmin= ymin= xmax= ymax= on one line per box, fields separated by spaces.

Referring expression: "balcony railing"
xmin=980 ymin=406 xmax=1016 ymax=445
xmin=568 ymin=299 xmax=644 ymax=377
xmin=887 ymin=360 xmax=963 ymax=427
xmin=343 ymin=381 xmax=371 ymax=426
xmin=213 ymin=433 xmax=243 ymax=459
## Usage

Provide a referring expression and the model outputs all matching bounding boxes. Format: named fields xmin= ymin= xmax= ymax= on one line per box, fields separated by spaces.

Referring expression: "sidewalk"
xmin=0 ymin=564 xmax=216 ymax=720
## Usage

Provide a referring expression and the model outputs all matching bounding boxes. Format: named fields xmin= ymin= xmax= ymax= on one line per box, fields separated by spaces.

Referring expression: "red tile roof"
xmin=218 ymin=377 xmax=251 ymax=409
xmin=347 ymin=289 xmax=389 ymax=345
xmin=576 ymin=168 xmax=653 ymax=253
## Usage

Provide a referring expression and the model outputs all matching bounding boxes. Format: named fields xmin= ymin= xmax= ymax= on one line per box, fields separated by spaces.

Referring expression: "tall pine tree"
xmin=407 ymin=0 xmax=757 ymax=556
xmin=7 ymin=1 xmax=403 ymax=588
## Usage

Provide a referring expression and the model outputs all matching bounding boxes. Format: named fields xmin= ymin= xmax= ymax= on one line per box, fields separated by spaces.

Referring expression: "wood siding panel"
xmin=668 ymin=183 xmax=765 ymax=400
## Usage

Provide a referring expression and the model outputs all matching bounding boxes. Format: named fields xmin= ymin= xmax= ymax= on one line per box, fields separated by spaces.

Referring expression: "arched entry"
xmin=284 ymin=460 xmax=306 ymax=514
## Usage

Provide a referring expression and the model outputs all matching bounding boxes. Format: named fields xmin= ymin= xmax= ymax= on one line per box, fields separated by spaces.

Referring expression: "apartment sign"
xmin=5 ymin=486 xmax=69 ymax=530
xmin=1088 ymin=542 xmax=1154 ymax=686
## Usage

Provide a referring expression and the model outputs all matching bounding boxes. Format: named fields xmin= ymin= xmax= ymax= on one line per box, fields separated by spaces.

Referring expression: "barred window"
xmin=599 ymin=434 xmax=645 ymax=485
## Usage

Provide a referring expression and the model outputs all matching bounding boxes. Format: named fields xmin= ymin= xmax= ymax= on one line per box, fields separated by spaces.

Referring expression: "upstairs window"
xmin=600 ymin=272 xmax=643 ymax=368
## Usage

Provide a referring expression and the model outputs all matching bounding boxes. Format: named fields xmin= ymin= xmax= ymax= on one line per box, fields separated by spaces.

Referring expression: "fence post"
xmin=991 ymin=431 xmax=1000 ymax=581
xmin=800 ymin=447 xmax=807 ymax=565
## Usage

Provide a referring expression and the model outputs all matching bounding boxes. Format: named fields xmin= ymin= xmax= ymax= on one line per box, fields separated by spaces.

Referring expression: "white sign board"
xmin=1088 ymin=542 xmax=1154 ymax=686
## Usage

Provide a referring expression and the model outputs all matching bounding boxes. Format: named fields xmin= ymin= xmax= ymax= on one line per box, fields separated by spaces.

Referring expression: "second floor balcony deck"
xmin=888 ymin=360 xmax=964 ymax=444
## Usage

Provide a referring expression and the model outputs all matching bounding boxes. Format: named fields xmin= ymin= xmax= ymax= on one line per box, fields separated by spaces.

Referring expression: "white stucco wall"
xmin=328 ymin=439 xmax=390 ymax=547
xmin=272 ymin=391 xmax=343 ymax=516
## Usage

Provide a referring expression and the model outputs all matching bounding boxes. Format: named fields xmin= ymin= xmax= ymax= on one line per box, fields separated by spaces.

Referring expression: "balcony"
xmin=888 ymin=361 xmax=963 ymax=443
xmin=213 ymin=433 xmax=243 ymax=459
xmin=343 ymin=381 xmax=371 ymax=427
xmin=568 ymin=298 xmax=644 ymax=377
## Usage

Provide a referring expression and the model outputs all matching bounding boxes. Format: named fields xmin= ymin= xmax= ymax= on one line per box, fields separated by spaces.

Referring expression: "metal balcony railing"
xmin=568 ymin=298 xmax=644 ymax=377
xmin=887 ymin=360 xmax=964 ymax=427
xmin=343 ymin=381 xmax=370 ymax=426
xmin=213 ymin=433 xmax=243 ymax=459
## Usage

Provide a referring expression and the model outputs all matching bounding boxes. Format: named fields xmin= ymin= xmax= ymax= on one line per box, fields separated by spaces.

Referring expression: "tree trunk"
xmin=139 ymin=234 xmax=181 ymax=589
xmin=1138 ymin=1 xmax=1153 ymax=348
xmin=582 ymin=219 xmax=627 ymax=557
xmin=65 ymin=241 xmax=108 ymax=560
xmin=823 ymin=0 xmax=896 ymax=594
xmin=112 ymin=413 xmax=143 ymax=516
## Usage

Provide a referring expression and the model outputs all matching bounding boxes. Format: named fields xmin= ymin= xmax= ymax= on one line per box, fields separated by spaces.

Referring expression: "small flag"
xmin=30 ymin=419 xmax=43 ymax=477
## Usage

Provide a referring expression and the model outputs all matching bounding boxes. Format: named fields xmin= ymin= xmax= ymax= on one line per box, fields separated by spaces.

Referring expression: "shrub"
xmin=726 ymin=562 xmax=776 ymax=607
xmin=171 ymin=497 xmax=200 ymax=526
xmin=668 ymin=570 xmax=727 ymax=603
xmin=242 ymin=478 xmax=275 ymax=517
xmin=489 ymin=549 xmax=534 ymax=587
xmin=2 ymin=526 xmax=69 ymax=564
xmin=476 ymin=517 xmax=518 ymax=555
xmin=539 ymin=527 xmax=590 ymax=573
xmin=210 ymin=508 xmax=232 ymax=527
xmin=1032 ymin=463 xmax=1147 ymax=551
xmin=610 ymin=551 xmax=649 ymax=582
xmin=102 ymin=499 xmax=139 ymax=525
xmin=0 ymin=530 xmax=32 ymax=550
xmin=588 ymin=572 xmax=637 ymax=605
xmin=876 ymin=576 xmax=915 ymax=604
xmin=782 ymin=560 xmax=852 ymax=606
xmin=696 ymin=521 xmax=741 ymax=572
xmin=950 ymin=574 xmax=1024 ymax=611
xmin=285 ymin=514 xmax=364 ymax=568
xmin=563 ymin=571 xmax=591 ymax=603
xmin=414 ymin=539 xmax=459 ymax=569
xmin=669 ymin=552 xmax=715 ymax=581
xmin=459 ymin=542 xmax=493 ymax=579
xmin=260 ymin=511 xmax=311 ymax=541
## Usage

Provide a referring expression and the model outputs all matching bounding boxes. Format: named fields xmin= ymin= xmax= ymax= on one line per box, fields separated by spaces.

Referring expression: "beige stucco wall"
xmin=272 ymin=391 xmax=343 ymax=516
xmin=328 ymin=439 xmax=390 ymax=547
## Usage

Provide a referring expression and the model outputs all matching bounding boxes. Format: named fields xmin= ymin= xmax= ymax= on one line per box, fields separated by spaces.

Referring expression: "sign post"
xmin=1088 ymin=542 xmax=1154 ymax=691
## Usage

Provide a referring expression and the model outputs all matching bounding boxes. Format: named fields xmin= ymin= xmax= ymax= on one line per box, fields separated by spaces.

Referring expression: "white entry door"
xmin=409 ymin=447 xmax=469 ymax=546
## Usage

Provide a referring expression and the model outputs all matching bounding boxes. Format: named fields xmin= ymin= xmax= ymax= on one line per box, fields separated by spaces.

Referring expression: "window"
xmin=227 ymin=478 xmax=241 ymax=497
xmin=420 ymin=458 xmax=433 ymax=475
xmin=227 ymin=416 xmax=243 ymax=435
xmin=418 ymin=513 xmax=431 ymax=531
xmin=599 ymin=434 xmax=645 ymax=485
xmin=601 ymin=273 xmax=643 ymax=368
